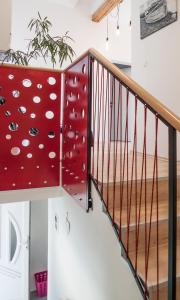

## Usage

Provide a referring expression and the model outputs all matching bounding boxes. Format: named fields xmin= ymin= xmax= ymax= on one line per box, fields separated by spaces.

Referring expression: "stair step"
xmin=102 ymin=177 xmax=180 ymax=211
xmin=149 ymin=276 xmax=180 ymax=300
xmin=98 ymin=156 xmax=180 ymax=299
xmin=104 ymin=176 xmax=180 ymax=299
xmin=112 ymin=196 xmax=180 ymax=229
xmin=120 ymin=218 xmax=180 ymax=254
xmin=127 ymin=240 xmax=180 ymax=300
xmin=95 ymin=152 xmax=180 ymax=184
xmin=111 ymin=198 xmax=180 ymax=299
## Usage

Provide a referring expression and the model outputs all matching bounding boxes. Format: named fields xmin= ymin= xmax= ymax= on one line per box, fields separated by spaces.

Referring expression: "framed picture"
xmin=140 ymin=0 xmax=178 ymax=39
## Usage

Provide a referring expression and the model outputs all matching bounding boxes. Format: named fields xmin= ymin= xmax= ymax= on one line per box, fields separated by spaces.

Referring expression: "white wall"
xmin=48 ymin=185 xmax=142 ymax=300
xmin=0 ymin=0 xmax=11 ymax=50
xmin=11 ymin=0 xmax=131 ymax=68
xmin=131 ymin=0 xmax=180 ymax=116
xmin=131 ymin=0 xmax=180 ymax=158
xmin=91 ymin=0 xmax=104 ymax=13
xmin=30 ymin=200 xmax=48 ymax=291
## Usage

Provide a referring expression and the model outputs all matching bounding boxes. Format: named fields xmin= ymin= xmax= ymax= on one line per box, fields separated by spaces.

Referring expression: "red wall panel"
xmin=0 ymin=65 xmax=60 ymax=190
xmin=62 ymin=56 xmax=89 ymax=209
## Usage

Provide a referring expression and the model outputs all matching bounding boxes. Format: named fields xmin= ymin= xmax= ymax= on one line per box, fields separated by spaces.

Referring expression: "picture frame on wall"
xmin=140 ymin=0 xmax=178 ymax=39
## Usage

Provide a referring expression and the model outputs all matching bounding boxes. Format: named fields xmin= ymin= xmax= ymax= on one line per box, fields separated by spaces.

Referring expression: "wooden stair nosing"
xmin=100 ymin=175 xmax=180 ymax=185
xmin=119 ymin=211 xmax=180 ymax=229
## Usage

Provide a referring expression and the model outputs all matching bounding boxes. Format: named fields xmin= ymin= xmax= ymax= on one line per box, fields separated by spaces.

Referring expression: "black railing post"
xmin=168 ymin=126 xmax=177 ymax=300
xmin=87 ymin=55 xmax=93 ymax=211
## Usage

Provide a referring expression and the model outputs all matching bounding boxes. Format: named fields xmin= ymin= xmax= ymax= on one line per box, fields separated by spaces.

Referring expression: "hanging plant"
xmin=2 ymin=12 xmax=75 ymax=68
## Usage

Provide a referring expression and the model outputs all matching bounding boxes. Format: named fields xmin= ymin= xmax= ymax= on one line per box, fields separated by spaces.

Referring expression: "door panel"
xmin=0 ymin=202 xmax=29 ymax=300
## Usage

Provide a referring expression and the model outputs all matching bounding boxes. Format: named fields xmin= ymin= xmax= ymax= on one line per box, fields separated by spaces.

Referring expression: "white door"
xmin=0 ymin=201 xmax=30 ymax=300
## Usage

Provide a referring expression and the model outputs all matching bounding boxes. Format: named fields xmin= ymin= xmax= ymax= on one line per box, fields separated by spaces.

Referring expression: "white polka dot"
xmin=49 ymin=152 xmax=56 ymax=159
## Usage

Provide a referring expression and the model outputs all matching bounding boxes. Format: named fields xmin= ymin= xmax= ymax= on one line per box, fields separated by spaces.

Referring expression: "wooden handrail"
xmin=0 ymin=63 xmax=61 ymax=73
xmin=88 ymin=48 xmax=180 ymax=132
xmin=1 ymin=49 xmax=180 ymax=131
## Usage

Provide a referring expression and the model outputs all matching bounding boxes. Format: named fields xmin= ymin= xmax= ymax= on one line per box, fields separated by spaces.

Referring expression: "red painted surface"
xmin=62 ymin=56 xmax=89 ymax=209
xmin=35 ymin=271 xmax=48 ymax=297
xmin=0 ymin=66 xmax=60 ymax=190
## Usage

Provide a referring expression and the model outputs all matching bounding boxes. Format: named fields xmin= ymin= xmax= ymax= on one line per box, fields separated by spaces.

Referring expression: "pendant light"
xmin=116 ymin=4 xmax=120 ymax=35
xmin=106 ymin=16 xmax=109 ymax=51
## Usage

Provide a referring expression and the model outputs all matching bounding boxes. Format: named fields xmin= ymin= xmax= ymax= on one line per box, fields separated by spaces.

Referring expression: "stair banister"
xmin=74 ymin=48 xmax=180 ymax=300
xmin=88 ymin=48 xmax=180 ymax=131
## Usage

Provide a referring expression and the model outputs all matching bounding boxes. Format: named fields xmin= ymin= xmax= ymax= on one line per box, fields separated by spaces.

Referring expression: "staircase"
xmin=101 ymin=155 xmax=180 ymax=300
xmin=1 ymin=48 xmax=179 ymax=300
xmin=86 ymin=49 xmax=180 ymax=300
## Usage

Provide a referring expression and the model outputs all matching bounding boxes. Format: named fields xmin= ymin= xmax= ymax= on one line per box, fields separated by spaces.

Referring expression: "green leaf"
xmin=1 ymin=12 xmax=75 ymax=68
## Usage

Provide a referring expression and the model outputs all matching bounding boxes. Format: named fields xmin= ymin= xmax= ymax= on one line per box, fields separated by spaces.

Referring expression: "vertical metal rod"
xmin=107 ymin=74 xmax=113 ymax=210
xmin=168 ymin=126 xmax=177 ymax=300
xmin=87 ymin=55 xmax=93 ymax=210
xmin=101 ymin=71 xmax=109 ymax=200
xmin=119 ymin=84 xmax=123 ymax=239
xmin=96 ymin=66 xmax=103 ymax=183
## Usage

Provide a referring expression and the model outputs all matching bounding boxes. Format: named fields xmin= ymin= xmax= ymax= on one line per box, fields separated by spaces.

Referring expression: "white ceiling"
xmin=52 ymin=0 xmax=80 ymax=7
xmin=48 ymin=0 xmax=101 ymax=9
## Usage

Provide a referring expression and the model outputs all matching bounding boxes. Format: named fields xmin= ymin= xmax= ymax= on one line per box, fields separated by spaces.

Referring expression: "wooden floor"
xmin=96 ymin=153 xmax=180 ymax=300
xmin=30 ymin=291 xmax=47 ymax=300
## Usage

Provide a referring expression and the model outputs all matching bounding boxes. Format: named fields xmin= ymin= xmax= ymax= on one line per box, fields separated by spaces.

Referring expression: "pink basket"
xmin=34 ymin=271 xmax=48 ymax=297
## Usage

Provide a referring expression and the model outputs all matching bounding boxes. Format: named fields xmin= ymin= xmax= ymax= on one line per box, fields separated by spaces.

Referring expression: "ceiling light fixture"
xmin=106 ymin=16 xmax=109 ymax=51
xmin=116 ymin=4 xmax=120 ymax=36
xmin=129 ymin=20 xmax=132 ymax=31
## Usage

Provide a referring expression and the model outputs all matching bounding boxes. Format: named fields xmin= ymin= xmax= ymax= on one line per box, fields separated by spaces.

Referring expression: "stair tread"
xmin=112 ymin=202 xmax=180 ymax=291
xmin=128 ymin=240 xmax=180 ymax=288
xmin=95 ymin=153 xmax=180 ymax=298
xmin=104 ymin=175 xmax=180 ymax=184
xmin=95 ymin=150 xmax=180 ymax=183
xmin=112 ymin=198 xmax=180 ymax=227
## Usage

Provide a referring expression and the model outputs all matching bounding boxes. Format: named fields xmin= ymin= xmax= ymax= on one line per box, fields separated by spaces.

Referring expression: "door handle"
xmin=19 ymin=236 xmax=30 ymax=249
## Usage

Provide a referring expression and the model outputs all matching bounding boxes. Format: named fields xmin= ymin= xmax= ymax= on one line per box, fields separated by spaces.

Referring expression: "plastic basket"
xmin=34 ymin=271 xmax=48 ymax=297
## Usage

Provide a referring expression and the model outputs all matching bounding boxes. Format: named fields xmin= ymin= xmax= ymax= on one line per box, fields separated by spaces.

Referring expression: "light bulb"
xmin=129 ymin=21 xmax=132 ymax=31
xmin=106 ymin=37 xmax=109 ymax=51
xmin=116 ymin=25 xmax=120 ymax=36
